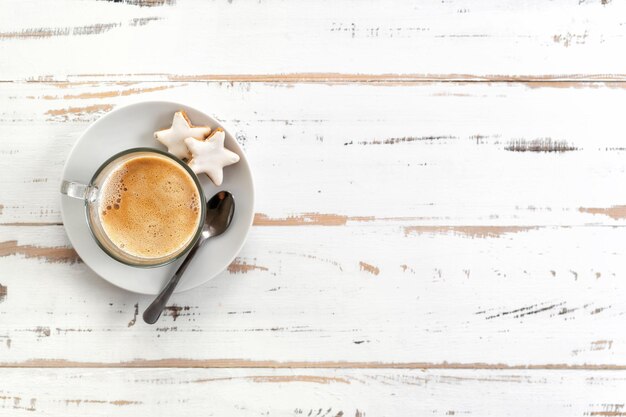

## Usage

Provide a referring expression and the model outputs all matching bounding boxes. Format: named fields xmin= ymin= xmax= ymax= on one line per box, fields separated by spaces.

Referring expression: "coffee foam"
xmin=98 ymin=155 xmax=201 ymax=260
xmin=100 ymin=166 xmax=128 ymax=215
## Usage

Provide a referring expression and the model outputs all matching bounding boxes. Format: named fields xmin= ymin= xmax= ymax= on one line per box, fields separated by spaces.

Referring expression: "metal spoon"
xmin=143 ymin=191 xmax=235 ymax=324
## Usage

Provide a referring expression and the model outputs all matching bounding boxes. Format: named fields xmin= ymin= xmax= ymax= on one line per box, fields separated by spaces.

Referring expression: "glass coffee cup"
xmin=60 ymin=148 xmax=206 ymax=267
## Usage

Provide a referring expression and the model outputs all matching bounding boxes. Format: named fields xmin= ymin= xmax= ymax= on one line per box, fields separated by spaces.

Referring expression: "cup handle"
xmin=60 ymin=180 xmax=97 ymax=201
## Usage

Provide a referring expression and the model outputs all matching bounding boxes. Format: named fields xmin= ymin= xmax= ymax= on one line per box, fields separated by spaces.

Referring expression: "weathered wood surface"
xmin=2 ymin=81 xmax=626 ymax=225
xmin=0 ymin=81 xmax=625 ymax=368
xmin=1 ymin=0 xmax=626 ymax=81
xmin=2 ymin=0 xmax=626 ymax=414
xmin=1 ymin=368 xmax=626 ymax=416
xmin=0 ymin=222 xmax=624 ymax=365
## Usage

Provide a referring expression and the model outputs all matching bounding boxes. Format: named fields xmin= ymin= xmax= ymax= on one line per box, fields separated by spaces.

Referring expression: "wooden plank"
xmin=0 ymin=368 xmax=625 ymax=416
xmin=0 ymin=223 xmax=624 ymax=365
xmin=1 ymin=81 xmax=626 ymax=226
xmin=1 ymin=0 xmax=626 ymax=81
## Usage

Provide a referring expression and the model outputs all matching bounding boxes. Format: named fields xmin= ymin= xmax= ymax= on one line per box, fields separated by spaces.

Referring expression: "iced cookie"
xmin=154 ymin=111 xmax=211 ymax=159
xmin=185 ymin=128 xmax=240 ymax=186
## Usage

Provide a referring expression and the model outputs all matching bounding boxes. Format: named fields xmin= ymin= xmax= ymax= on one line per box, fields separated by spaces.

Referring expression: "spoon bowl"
xmin=203 ymin=191 xmax=235 ymax=240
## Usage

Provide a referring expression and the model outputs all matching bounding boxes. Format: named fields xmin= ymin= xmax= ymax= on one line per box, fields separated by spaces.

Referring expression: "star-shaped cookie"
xmin=185 ymin=128 xmax=240 ymax=186
xmin=154 ymin=111 xmax=211 ymax=159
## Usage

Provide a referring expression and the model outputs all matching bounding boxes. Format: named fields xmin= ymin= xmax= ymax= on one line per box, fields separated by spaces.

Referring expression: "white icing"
xmin=154 ymin=111 xmax=211 ymax=159
xmin=185 ymin=129 xmax=240 ymax=186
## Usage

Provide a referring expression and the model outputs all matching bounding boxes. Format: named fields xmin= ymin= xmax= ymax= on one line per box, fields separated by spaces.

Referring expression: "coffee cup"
xmin=60 ymin=148 xmax=206 ymax=267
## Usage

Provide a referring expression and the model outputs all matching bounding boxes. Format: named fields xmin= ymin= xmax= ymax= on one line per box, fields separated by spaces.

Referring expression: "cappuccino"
xmin=98 ymin=155 xmax=201 ymax=260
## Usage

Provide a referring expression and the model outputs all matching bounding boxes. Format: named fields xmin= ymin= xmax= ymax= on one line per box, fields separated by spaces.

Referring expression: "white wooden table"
xmin=1 ymin=0 xmax=626 ymax=415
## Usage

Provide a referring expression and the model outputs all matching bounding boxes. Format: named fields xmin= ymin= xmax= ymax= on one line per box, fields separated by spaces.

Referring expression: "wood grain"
xmin=4 ymin=359 xmax=626 ymax=370
xmin=0 ymin=223 xmax=624 ymax=365
xmin=2 ymin=0 xmax=624 ymax=414
xmin=1 ymin=0 xmax=626 ymax=81
xmin=2 ymin=81 xmax=626 ymax=227
xmin=0 ymin=368 xmax=625 ymax=416
xmin=0 ymin=81 xmax=623 ymax=371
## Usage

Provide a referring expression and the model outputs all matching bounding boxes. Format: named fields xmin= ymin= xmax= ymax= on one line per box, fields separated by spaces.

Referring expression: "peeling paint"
xmin=155 ymin=326 xmax=177 ymax=332
xmin=591 ymin=306 xmax=610 ymax=315
xmin=0 ymin=23 xmax=119 ymax=40
xmin=253 ymin=212 xmax=387 ymax=226
xmin=345 ymin=135 xmax=456 ymax=145
xmin=100 ymin=0 xmax=175 ymax=6
xmin=163 ymin=305 xmax=190 ymax=321
xmin=254 ymin=212 xmax=350 ymax=226
xmin=587 ymin=403 xmax=626 ymax=417
xmin=0 ymin=395 xmax=36 ymax=411
xmin=4 ymin=358 xmax=626 ymax=369
xmin=65 ymin=398 xmax=142 ymax=406
xmin=0 ymin=240 xmax=80 ymax=264
xmin=55 ymin=328 xmax=94 ymax=334
xmin=45 ymin=104 xmax=113 ymax=118
xmin=228 ymin=259 xmax=269 ymax=274
xmin=485 ymin=303 xmax=564 ymax=320
xmin=251 ymin=375 xmax=350 ymax=384
xmin=35 ymin=327 xmax=51 ymax=337
xmin=129 ymin=17 xmax=162 ymax=26
xmin=553 ymin=31 xmax=588 ymax=48
xmin=165 ymin=72 xmax=626 ymax=83
xmin=128 ymin=303 xmax=139 ymax=327
xmin=359 ymin=261 xmax=380 ymax=275
xmin=505 ymin=138 xmax=577 ymax=152
xmin=17 ymin=327 xmax=51 ymax=337
xmin=404 ymin=226 xmax=537 ymax=239
xmin=579 ymin=205 xmax=626 ymax=220
xmin=591 ymin=340 xmax=613 ymax=351
xmin=42 ymin=85 xmax=179 ymax=100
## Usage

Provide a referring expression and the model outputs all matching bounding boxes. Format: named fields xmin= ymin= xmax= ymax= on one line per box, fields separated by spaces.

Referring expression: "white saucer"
xmin=60 ymin=101 xmax=254 ymax=294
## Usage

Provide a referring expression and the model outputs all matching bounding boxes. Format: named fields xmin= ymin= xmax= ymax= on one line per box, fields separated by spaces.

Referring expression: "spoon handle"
xmin=142 ymin=243 xmax=202 ymax=324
